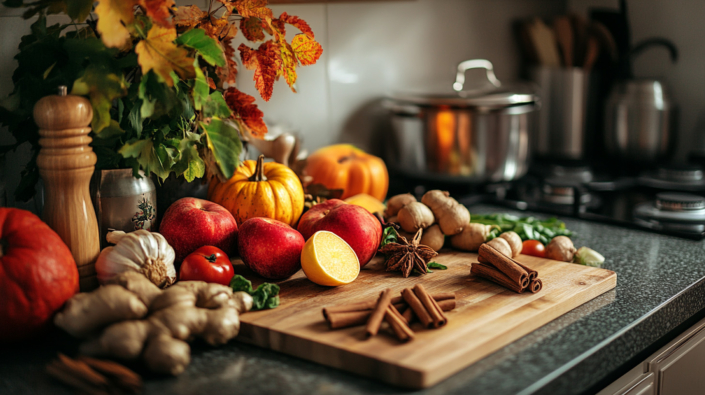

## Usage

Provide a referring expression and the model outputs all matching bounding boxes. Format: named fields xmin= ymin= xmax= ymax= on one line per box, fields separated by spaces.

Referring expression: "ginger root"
xmin=397 ymin=202 xmax=435 ymax=233
xmin=385 ymin=193 xmax=417 ymax=219
xmin=398 ymin=224 xmax=444 ymax=251
xmin=57 ymin=272 xmax=253 ymax=376
xmin=421 ymin=190 xmax=470 ymax=236
xmin=499 ymin=231 xmax=522 ymax=257
xmin=545 ymin=236 xmax=576 ymax=262
xmin=450 ymin=223 xmax=494 ymax=251
xmin=54 ymin=284 xmax=149 ymax=338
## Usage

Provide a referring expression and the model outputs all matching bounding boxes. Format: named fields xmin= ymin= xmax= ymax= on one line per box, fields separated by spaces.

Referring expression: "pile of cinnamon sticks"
xmin=471 ymin=243 xmax=543 ymax=293
xmin=46 ymin=354 xmax=142 ymax=394
xmin=322 ymin=284 xmax=456 ymax=342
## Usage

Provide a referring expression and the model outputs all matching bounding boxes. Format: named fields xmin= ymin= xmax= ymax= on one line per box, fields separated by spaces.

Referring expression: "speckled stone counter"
xmin=3 ymin=204 xmax=705 ymax=395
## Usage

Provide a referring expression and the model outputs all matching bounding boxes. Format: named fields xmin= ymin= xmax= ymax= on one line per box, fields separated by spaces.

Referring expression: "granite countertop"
xmin=3 ymin=204 xmax=705 ymax=395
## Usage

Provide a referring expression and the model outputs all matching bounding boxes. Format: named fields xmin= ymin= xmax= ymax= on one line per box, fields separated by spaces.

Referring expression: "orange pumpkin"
xmin=208 ymin=155 xmax=305 ymax=226
xmin=304 ymin=144 xmax=388 ymax=201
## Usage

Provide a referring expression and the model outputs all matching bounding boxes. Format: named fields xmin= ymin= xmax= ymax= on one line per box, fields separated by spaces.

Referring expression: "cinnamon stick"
xmin=413 ymin=284 xmax=447 ymax=328
xmin=515 ymin=261 xmax=539 ymax=282
xmin=402 ymin=288 xmax=433 ymax=328
xmin=327 ymin=310 xmax=371 ymax=329
xmin=471 ymin=262 xmax=525 ymax=293
xmin=402 ymin=305 xmax=414 ymax=323
xmin=437 ymin=298 xmax=456 ymax=311
xmin=385 ymin=305 xmax=415 ymax=342
xmin=365 ymin=289 xmax=393 ymax=337
xmin=478 ymin=244 xmax=529 ymax=288
xmin=76 ymin=356 xmax=142 ymax=393
xmin=529 ymin=279 xmax=543 ymax=293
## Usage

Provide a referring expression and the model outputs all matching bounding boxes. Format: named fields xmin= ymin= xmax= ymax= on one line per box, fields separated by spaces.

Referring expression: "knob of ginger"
xmin=421 ymin=190 xmax=471 ymax=236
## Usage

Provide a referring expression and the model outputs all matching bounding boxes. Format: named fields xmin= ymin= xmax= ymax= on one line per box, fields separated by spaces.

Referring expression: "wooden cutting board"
xmin=236 ymin=250 xmax=616 ymax=389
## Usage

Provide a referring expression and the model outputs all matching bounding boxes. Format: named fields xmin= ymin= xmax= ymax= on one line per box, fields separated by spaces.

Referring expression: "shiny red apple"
xmin=297 ymin=199 xmax=382 ymax=267
xmin=238 ymin=217 xmax=305 ymax=280
xmin=159 ymin=198 xmax=238 ymax=264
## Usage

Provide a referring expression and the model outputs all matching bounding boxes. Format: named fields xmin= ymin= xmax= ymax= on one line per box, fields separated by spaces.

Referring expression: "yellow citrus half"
xmin=301 ymin=231 xmax=360 ymax=286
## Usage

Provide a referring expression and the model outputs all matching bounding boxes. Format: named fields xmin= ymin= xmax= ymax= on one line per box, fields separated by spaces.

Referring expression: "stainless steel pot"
xmin=604 ymin=79 xmax=675 ymax=162
xmin=385 ymin=59 xmax=538 ymax=183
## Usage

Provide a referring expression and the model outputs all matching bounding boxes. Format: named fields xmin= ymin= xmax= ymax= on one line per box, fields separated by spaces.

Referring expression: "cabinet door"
xmin=656 ymin=332 xmax=705 ymax=395
xmin=621 ymin=373 xmax=655 ymax=395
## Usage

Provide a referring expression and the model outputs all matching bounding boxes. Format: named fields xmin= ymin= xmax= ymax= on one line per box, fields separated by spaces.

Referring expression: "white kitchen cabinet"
xmin=599 ymin=316 xmax=705 ymax=395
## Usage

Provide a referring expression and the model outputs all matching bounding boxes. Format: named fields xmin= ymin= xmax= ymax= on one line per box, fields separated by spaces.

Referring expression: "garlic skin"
xmin=96 ymin=230 xmax=177 ymax=288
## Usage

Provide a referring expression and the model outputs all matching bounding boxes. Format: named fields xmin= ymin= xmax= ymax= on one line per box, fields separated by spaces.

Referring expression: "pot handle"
xmin=452 ymin=59 xmax=501 ymax=92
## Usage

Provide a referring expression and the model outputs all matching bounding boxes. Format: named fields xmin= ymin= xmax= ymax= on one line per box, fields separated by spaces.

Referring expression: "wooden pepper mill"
xmin=35 ymin=86 xmax=100 ymax=291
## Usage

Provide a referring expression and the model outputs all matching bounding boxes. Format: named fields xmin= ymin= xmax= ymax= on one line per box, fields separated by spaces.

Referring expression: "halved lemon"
xmin=301 ymin=231 xmax=360 ymax=286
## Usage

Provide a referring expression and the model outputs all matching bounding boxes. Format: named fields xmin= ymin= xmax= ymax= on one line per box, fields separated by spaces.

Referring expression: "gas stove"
xmin=389 ymin=163 xmax=705 ymax=240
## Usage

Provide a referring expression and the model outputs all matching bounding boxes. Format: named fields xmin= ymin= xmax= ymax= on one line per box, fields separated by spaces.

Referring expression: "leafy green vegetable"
xmin=471 ymin=213 xmax=573 ymax=242
xmin=229 ymin=275 xmax=280 ymax=311
xmin=427 ymin=262 xmax=447 ymax=270
xmin=380 ymin=226 xmax=398 ymax=248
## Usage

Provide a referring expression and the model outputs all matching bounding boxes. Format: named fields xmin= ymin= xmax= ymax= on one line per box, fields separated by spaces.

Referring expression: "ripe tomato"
xmin=179 ymin=246 xmax=234 ymax=285
xmin=522 ymin=240 xmax=546 ymax=258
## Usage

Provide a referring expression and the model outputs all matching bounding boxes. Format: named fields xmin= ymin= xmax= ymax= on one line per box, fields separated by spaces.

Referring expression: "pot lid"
xmin=391 ymin=59 xmax=538 ymax=108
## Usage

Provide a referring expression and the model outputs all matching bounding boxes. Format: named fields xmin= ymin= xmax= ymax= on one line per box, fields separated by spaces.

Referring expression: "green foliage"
xmin=0 ymin=7 xmax=244 ymax=201
xmin=471 ymin=213 xmax=574 ymax=245
xmin=380 ymin=226 xmax=398 ymax=248
xmin=229 ymin=275 xmax=281 ymax=311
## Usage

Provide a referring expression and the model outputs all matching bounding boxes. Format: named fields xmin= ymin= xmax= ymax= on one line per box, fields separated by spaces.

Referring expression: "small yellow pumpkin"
xmin=208 ymin=155 xmax=305 ymax=226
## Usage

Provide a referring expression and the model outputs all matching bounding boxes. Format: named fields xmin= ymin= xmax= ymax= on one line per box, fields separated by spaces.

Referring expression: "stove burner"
xmin=541 ymin=181 xmax=591 ymax=205
xmin=656 ymin=165 xmax=704 ymax=182
xmin=638 ymin=165 xmax=705 ymax=191
xmin=655 ymin=192 xmax=705 ymax=211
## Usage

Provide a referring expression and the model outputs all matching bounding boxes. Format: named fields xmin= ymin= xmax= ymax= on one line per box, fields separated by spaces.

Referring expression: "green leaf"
xmin=201 ymin=118 xmax=242 ymax=179
xmin=427 ymin=262 xmax=447 ymax=270
xmin=380 ymin=226 xmax=397 ymax=248
xmin=175 ymin=28 xmax=226 ymax=67
xmin=73 ymin=66 xmax=127 ymax=133
xmin=230 ymin=275 xmax=254 ymax=294
xmin=203 ymin=91 xmax=232 ymax=119
xmin=118 ymin=139 xmax=171 ymax=180
xmin=138 ymin=71 xmax=176 ymax=119
xmin=66 ymin=0 xmax=93 ymax=21
xmin=252 ymin=283 xmax=280 ymax=311
xmin=95 ymin=120 xmax=124 ymax=138
xmin=192 ymin=59 xmax=209 ymax=111
xmin=229 ymin=275 xmax=280 ymax=310
xmin=172 ymin=135 xmax=205 ymax=182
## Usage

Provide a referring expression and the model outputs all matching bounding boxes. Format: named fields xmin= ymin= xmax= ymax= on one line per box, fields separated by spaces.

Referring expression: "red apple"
xmin=297 ymin=199 xmax=382 ymax=267
xmin=238 ymin=217 xmax=305 ymax=280
xmin=159 ymin=198 xmax=238 ymax=264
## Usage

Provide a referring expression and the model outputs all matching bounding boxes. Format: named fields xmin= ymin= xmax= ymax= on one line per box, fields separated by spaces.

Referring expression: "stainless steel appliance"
xmin=385 ymin=59 xmax=539 ymax=183
xmin=604 ymin=79 xmax=675 ymax=162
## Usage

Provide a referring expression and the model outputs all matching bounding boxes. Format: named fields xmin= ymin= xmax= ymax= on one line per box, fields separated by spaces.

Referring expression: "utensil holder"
xmin=530 ymin=67 xmax=589 ymax=161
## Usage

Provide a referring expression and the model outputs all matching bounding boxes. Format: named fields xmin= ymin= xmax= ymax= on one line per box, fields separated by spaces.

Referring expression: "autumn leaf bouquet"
xmin=0 ymin=0 xmax=323 ymax=201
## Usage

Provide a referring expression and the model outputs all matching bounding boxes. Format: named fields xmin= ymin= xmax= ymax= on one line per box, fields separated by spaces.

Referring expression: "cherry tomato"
xmin=179 ymin=246 xmax=234 ymax=285
xmin=521 ymin=240 xmax=546 ymax=258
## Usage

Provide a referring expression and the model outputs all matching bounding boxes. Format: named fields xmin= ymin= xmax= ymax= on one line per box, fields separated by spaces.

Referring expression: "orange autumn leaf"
xmin=136 ymin=25 xmax=195 ymax=86
xmin=270 ymin=18 xmax=286 ymax=37
xmin=279 ymin=12 xmax=314 ymax=39
xmin=292 ymin=33 xmax=323 ymax=66
xmin=234 ymin=0 xmax=273 ymax=20
xmin=224 ymin=88 xmax=268 ymax=138
xmin=95 ymin=0 xmax=137 ymax=48
xmin=240 ymin=17 xmax=265 ymax=42
xmin=140 ymin=0 xmax=174 ymax=27
xmin=279 ymin=40 xmax=297 ymax=91
xmin=217 ymin=41 xmax=238 ymax=86
xmin=237 ymin=41 xmax=280 ymax=101
xmin=173 ymin=5 xmax=207 ymax=28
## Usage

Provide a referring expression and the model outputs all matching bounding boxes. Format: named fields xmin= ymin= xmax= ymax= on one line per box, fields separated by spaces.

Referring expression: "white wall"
xmin=0 ymin=0 xmax=565 ymax=209
xmin=568 ymin=0 xmax=705 ymax=160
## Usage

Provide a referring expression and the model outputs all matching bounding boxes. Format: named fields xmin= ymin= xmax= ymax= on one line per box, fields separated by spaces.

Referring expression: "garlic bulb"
xmin=96 ymin=230 xmax=176 ymax=288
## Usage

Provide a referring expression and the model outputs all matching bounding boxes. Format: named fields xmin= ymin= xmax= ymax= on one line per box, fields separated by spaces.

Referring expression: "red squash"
xmin=0 ymin=208 xmax=79 ymax=341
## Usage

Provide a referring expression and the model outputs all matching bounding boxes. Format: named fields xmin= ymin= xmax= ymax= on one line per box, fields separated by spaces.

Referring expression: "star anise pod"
xmin=379 ymin=228 xmax=438 ymax=277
